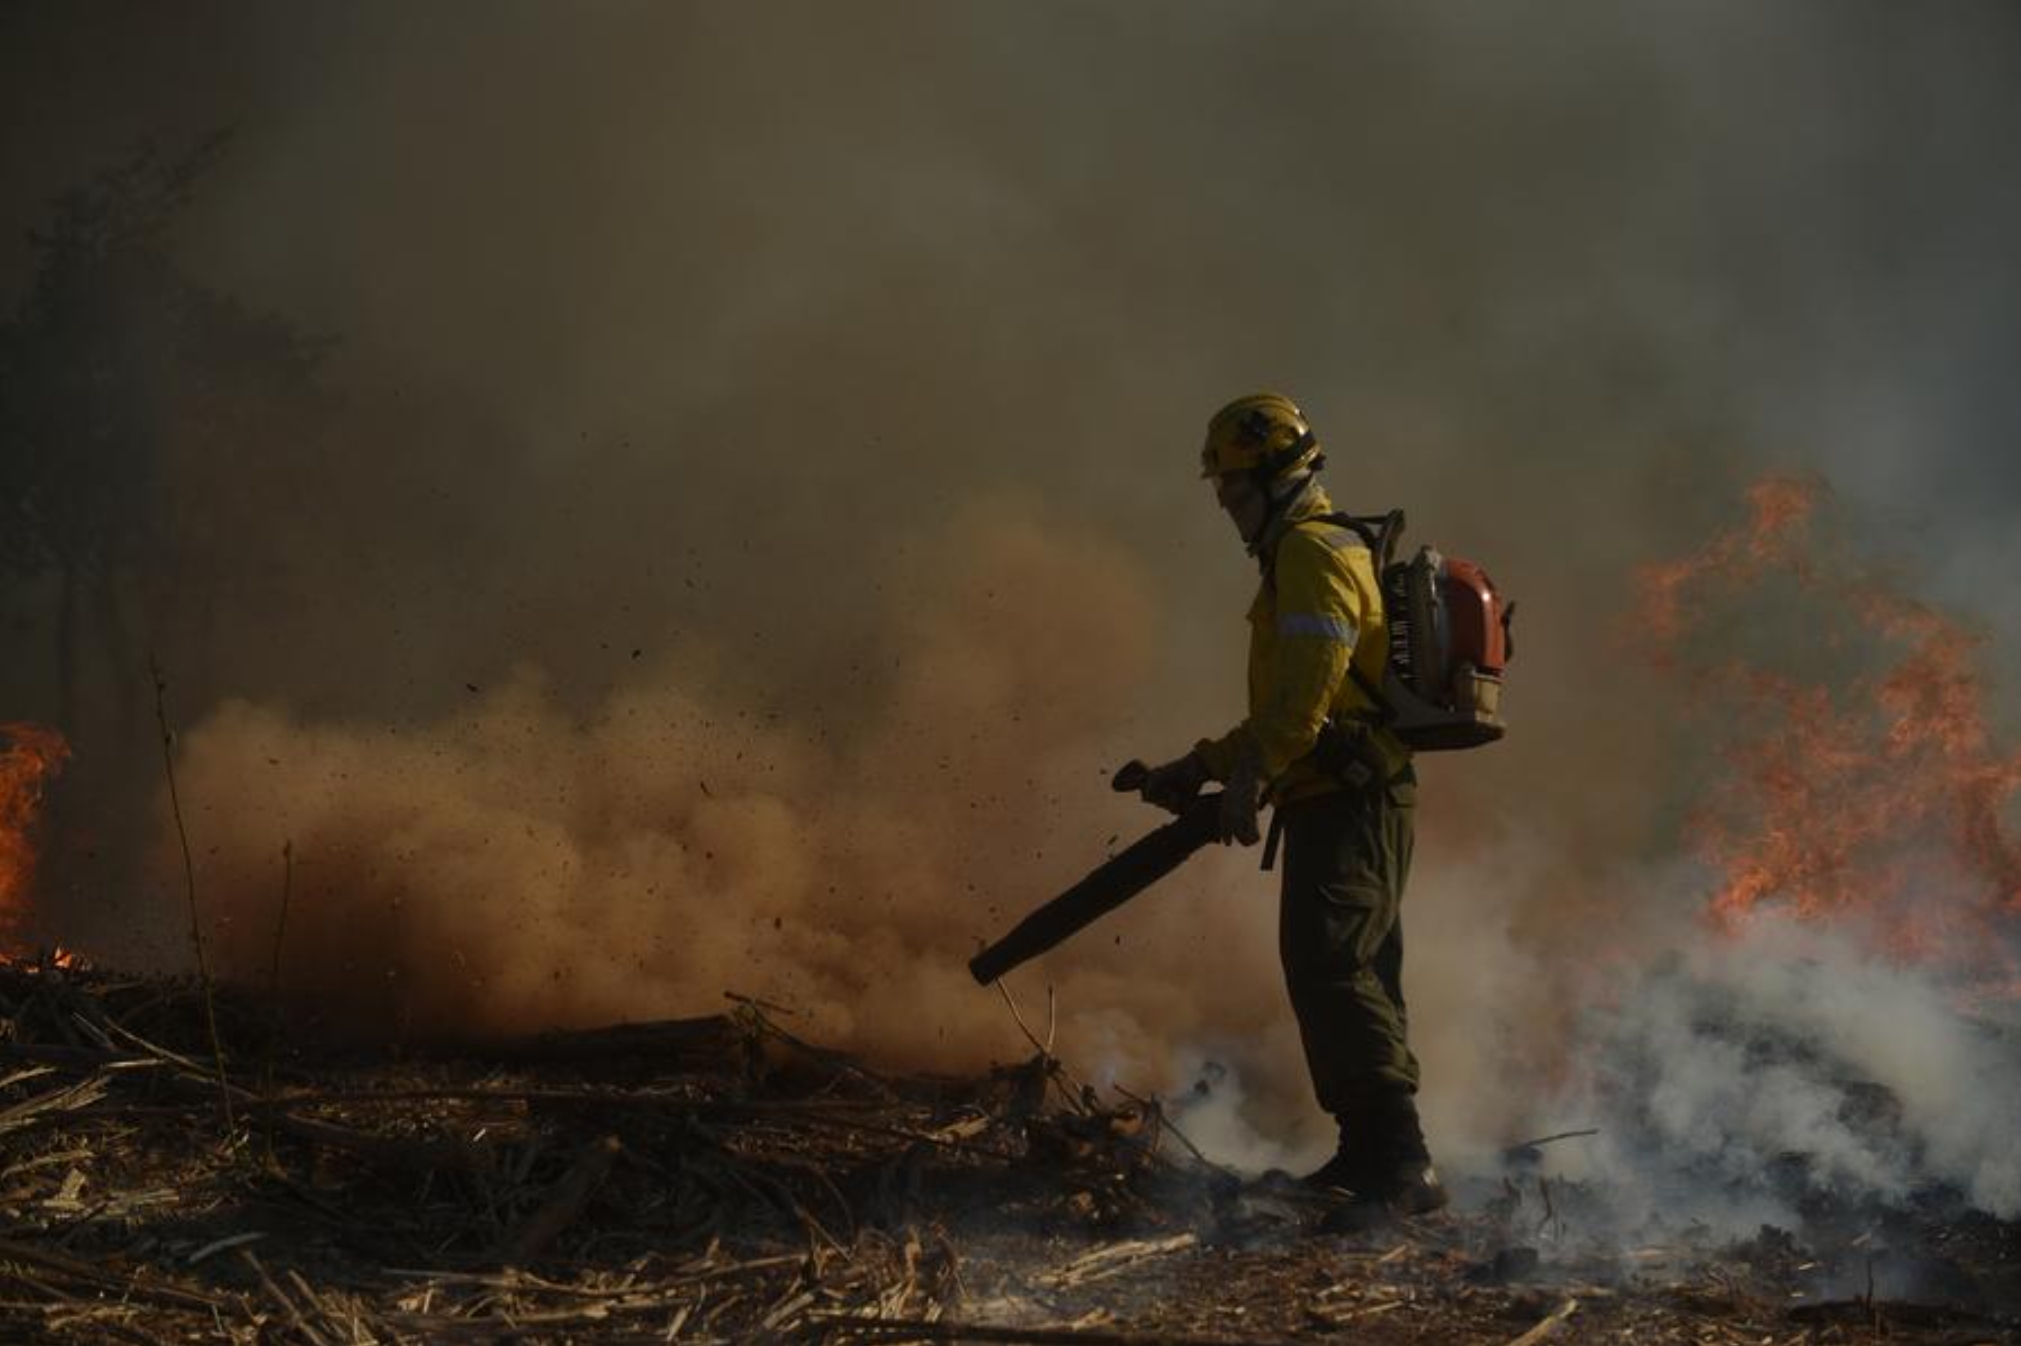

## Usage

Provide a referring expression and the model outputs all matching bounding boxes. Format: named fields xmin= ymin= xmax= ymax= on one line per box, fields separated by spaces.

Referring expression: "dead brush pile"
xmin=0 ymin=960 xmax=2016 ymax=1344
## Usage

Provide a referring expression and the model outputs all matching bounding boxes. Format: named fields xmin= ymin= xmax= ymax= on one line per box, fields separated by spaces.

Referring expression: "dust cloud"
xmin=172 ymin=502 xmax=1309 ymax=1113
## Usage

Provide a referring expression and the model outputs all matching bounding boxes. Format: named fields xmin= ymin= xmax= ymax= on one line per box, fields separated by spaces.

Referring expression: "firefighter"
xmin=1137 ymin=392 xmax=1446 ymax=1216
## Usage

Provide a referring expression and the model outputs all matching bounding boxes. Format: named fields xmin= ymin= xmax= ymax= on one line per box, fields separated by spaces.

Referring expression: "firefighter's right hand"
xmin=1139 ymin=751 xmax=1210 ymax=813
xmin=1217 ymin=768 xmax=1263 ymax=846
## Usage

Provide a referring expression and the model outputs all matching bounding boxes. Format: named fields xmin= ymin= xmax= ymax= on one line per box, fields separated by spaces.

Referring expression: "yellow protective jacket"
xmin=1193 ymin=487 xmax=1410 ymax=805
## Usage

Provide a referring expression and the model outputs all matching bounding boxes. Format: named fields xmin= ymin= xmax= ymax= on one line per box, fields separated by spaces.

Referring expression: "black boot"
xmin=1298 ymin=1117 xmax=1369 ymax=1194
xmin=1357 ymin=1092 xmax=1448 ymax=1214
xmin=1299 ymin=1147 xmax=1365 ymax=1195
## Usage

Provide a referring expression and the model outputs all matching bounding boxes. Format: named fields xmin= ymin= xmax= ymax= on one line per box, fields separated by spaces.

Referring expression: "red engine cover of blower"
xmin=1440 ymin=558 xmax=1507 ymax=675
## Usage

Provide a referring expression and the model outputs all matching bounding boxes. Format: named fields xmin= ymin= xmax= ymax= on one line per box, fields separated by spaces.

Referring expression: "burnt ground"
xmin=1 ymin=961 xmax=2017 ymax=1345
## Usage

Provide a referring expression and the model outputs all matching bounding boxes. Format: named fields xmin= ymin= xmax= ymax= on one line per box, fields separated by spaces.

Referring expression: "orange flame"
xmin=1636 ymin=477 xmax=2021 ymax=985
xmin=1 ymin=722 xmax=71 ymax=955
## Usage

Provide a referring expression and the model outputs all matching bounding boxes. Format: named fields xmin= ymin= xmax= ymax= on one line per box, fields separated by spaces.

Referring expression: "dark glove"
xmin=1139 ymin=751 xmax=1210 ymax=813
xmin=1217 ymin=749 xmax=1264 ymax=846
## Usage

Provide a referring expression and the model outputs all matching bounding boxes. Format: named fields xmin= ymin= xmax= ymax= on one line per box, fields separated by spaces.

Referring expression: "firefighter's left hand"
xmin=1217 ymin=766 xmax=1263 ymax=846
xmin=1139 ymin=751 xmax=1210 ymax=813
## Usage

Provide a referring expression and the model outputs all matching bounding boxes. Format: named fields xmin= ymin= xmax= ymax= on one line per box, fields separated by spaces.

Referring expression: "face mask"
xmin=1227 ymin=491 xmax=1269 ymax=544
xmin=1215 ymin=476 xmax=1269 ymax=544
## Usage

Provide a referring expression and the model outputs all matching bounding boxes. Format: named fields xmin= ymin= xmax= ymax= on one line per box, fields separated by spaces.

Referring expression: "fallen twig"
xmin=810 ymin=1313 xmax=1301 ymax=1345
xmin=1507 ymin=1127 xmax=1599 ymax=1151
xmin=1110 ymin=1084 xmax=1235 ymax=1181
xmin=0 ymin=1071 xmax=110 ymax=1134
xmin=1504 ymin=1296 xmax=1579 ymax=1346
xmin=263 ymin=1108 xmax=496 ymax=1176
xmin=1036 ymin=1233 xmax=1198 ymax=1289
xmin=493 ymin=1133 xmax=623 ymax=1264
xmin=0 ymin=1237 xmax=227 ymax=1312
xmin=241 ymin=1246 xmax=335 ymax=1346
xmin=996 ymin=978 xmax=1091 ymax=1114
xmin=187 ymin=1230 xmax=267 ymax=1266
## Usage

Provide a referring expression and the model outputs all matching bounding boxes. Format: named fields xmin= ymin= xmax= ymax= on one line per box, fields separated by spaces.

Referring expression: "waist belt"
xmin=1314 ymin=717 xmax=1409 ymax=792
xmin=1260 ymin=720 xmax=1412 ymax=872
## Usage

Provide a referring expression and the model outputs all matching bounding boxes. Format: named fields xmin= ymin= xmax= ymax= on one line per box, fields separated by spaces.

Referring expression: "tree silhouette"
xmin=0 ymin=134 xmax=332 ymax=734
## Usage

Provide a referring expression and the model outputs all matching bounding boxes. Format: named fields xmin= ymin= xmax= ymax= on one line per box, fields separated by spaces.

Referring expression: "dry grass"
xmin=1 ymin=960 xmax=2015 ymax=1344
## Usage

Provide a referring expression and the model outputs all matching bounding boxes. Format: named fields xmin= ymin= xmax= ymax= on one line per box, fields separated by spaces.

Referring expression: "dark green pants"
xmin=1277 ymin=776 xmax=1420 ymax=1117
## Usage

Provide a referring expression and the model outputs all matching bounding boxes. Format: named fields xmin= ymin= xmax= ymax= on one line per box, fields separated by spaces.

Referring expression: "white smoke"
xmin=1163 ymin=1051 xmax=1324 ymax=1178
xmin=1545 ymin=915 xmax=2021 ymax=1234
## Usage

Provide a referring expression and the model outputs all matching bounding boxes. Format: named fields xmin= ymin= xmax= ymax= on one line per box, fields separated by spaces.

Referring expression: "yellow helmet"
xmin=1200 ymin=392 xmax=1322 ymax=480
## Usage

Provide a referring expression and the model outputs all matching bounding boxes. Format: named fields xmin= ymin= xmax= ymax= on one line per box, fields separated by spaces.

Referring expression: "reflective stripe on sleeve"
xmin=1276 ymin=612 xmax=1359 ymax=645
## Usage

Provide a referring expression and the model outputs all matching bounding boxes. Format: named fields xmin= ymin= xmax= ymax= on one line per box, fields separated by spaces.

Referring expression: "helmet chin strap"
xmin=1267 ymin=468 xmax=1314 ymax=508
xmin=1242 ymin=470 xmax=1319 ymax=556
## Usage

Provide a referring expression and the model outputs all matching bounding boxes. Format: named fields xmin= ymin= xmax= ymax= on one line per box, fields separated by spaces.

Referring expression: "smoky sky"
xmin=0 ymin=4 xmax=2016 ymax=925
xmin=7 ymin=3 xmax=2020 ymax=683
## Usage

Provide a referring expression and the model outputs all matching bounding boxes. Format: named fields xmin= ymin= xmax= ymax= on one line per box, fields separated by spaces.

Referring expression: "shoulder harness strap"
xmin=1315 ymin=508 xmax=1408 ymax=724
